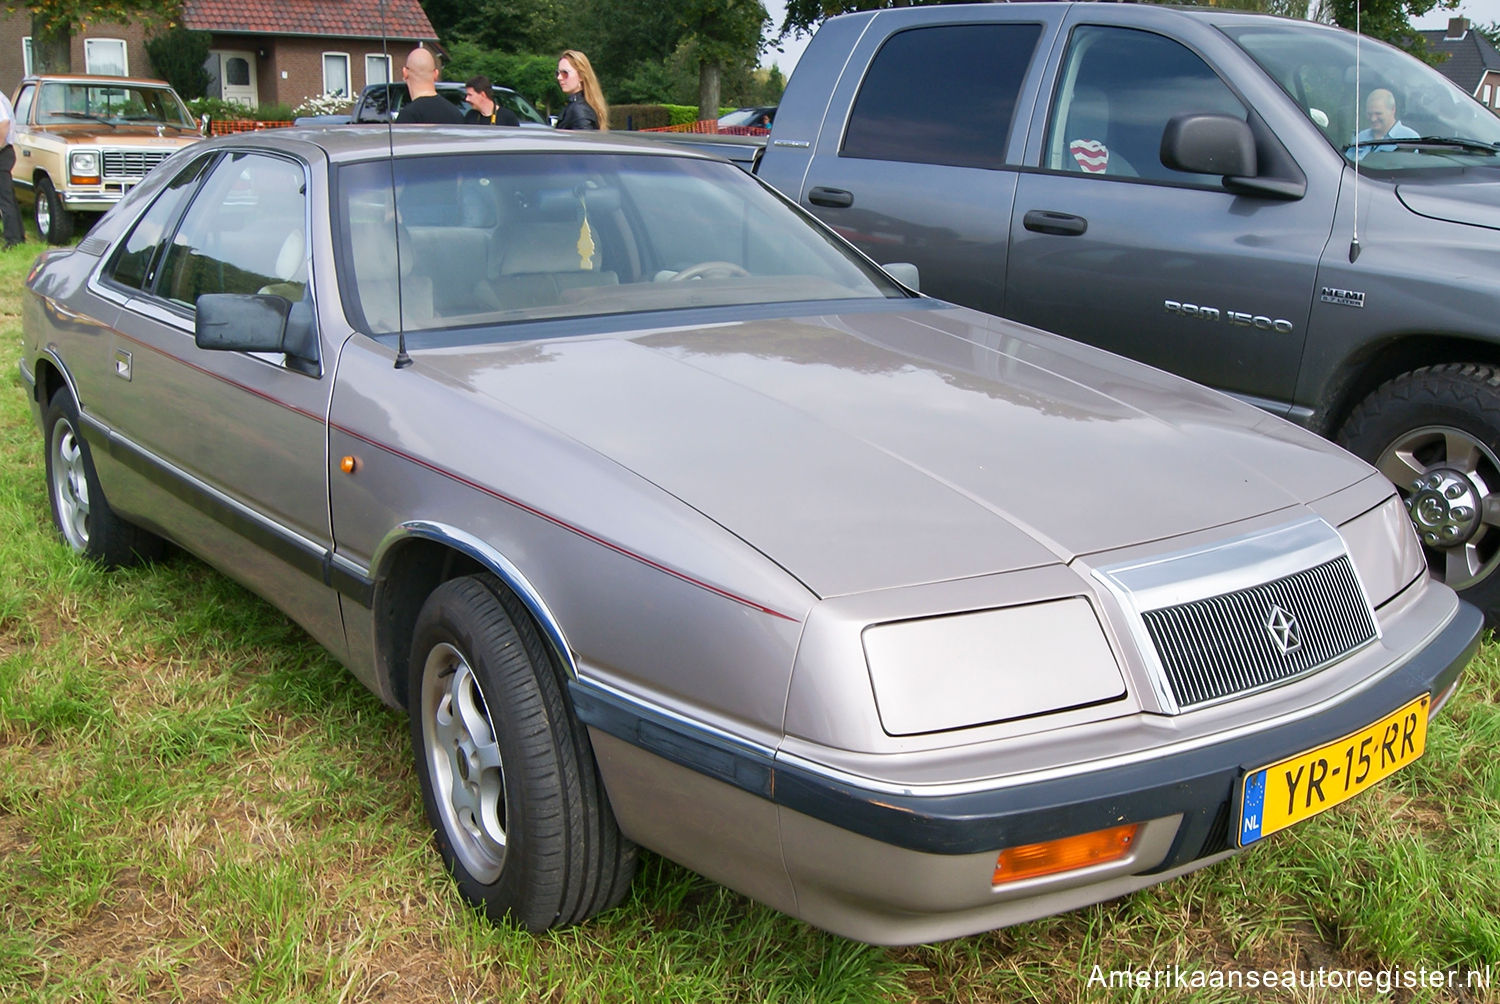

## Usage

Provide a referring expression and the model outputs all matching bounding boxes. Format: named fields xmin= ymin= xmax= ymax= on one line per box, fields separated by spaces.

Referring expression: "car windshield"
xmin=368 ymin=84 xmax=546 ymax=123
xmin=33 ymin=81 xmax=196 ymax=128
xmin=496 ymin=91 xmax=547 ymax=124
xmin=337 ymin=152 xmax=904 ymax=338
xmin=1224 ymin=22 xmax=1500 ymax=169
xmin=718 ymin=109 xmax=761 ymax=126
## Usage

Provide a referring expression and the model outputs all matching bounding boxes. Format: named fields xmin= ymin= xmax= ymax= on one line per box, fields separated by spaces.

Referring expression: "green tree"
xmin=574 ymin=0 xmax=692 ymax=94
xmin=778 ymin=0 xmax=922 ymax=40
xmin=1321 ymin=0 xmax=1460 ymax=62
xmin=3 ymin=0 xmax=182 ymax=73
xmin=428 ymin=0 xmax=567 ymax=55
xmin=145 ymin=27 xmax=211 ymax=99
xmin=678 ymin=0 xmax=767 ymax=120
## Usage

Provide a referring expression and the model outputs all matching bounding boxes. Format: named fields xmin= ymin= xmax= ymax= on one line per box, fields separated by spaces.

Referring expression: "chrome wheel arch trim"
xmin=372 ymin=521 xmax=580 ymax=680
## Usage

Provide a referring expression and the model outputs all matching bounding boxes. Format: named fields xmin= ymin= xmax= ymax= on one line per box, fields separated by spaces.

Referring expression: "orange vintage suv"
xmin=8 ymin=74 xmax=204 ymax=243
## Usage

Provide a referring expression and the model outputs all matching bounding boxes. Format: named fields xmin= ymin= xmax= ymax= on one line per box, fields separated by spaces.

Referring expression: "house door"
xmin=210 ymin=50 xmax=258 ymax=107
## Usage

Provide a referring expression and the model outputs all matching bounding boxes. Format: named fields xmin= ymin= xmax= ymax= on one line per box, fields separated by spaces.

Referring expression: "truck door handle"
xmin=1023 ymin=210 xmax=1088 ymax=236
xmin=808 ymin=187 xmax=854 ymax=208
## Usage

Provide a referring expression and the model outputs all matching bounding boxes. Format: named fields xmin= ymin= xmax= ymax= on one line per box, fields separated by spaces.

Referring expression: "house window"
xmin=366 ymin=53 xmax=391 ymax=87
xmin=1486 ymin=84 xmax=1494 ymax=107
xmin=225 ymin=57 xmax=250 ymax=87
xmin=21 ymin=37 xmax=32 ymax=75
xmin=84 ymin=38 xmax=128 ymax=76
xmin=323 ymin=53 xmax=350 ymax=97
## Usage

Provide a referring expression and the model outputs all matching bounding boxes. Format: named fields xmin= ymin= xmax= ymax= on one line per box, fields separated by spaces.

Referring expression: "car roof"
xmin=201 ymin=124 xmax=727 ymax=165
xmin=363 ymin=80 xmax=521 ymax=96
xmin=22 ymin=74 xmax=176 ymax=87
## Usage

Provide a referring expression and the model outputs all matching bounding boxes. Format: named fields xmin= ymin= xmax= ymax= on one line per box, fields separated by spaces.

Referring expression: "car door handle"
xmin=808 ymin=187 xmax=854 ymax=209
xmin=1023 ymin=210 xmax=1088 ymax=236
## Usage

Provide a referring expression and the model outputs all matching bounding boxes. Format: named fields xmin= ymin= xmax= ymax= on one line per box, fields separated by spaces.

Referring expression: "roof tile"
xmin=183 ymin=0 xmax=436 ymax=40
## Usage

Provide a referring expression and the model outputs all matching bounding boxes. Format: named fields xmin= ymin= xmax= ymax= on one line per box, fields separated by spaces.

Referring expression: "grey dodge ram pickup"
xmin=736 ymin=4 xmax=1500 ymax=620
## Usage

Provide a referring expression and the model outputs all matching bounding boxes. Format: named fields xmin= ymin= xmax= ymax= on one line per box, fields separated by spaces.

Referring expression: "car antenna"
xmin=381 ymin=0 xmax=414 ymax=368
xmin=1349 ymin=0 xmax=1362 ymax=263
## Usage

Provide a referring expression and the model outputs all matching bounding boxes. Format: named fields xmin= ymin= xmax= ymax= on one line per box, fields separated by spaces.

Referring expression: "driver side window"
xmin=1046 ymin=25 xmax=1246 ymax=184
xmin=154 ymin=152 xmax=309 ymax=309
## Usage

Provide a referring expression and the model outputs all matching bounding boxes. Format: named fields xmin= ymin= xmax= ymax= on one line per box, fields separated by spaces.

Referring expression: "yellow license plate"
xmin=1238 ymin=694 xmax=1429 ymax=846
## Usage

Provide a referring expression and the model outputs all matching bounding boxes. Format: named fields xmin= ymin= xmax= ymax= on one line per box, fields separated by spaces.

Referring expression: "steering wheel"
xmin=668 ymin=260 xmax=750 ymax=281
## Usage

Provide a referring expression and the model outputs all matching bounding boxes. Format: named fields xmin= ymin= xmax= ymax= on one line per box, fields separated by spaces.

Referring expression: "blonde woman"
xmin=555 ymin=50 xmax=609 ymax=131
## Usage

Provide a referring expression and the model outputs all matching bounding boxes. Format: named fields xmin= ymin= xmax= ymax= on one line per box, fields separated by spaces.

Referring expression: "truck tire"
xmin=34 ymin=176 xmax=74 ymax=245
xmin=1338 ymin=363 xmax=1500 ymax=621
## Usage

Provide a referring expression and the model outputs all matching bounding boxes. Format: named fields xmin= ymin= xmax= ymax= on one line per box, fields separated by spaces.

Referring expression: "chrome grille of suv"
xmin=1141 ymin=556 xmax=1376 ymax=709
xmin=102 ymin=150 xmax=171 ymax=179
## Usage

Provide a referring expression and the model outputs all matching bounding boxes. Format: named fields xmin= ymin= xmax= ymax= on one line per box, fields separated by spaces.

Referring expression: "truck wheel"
xmin=408 ymin=574 xmax=636 ymax=930
xmin=44 ymin=389 xmax=164 ymax=565
xmin=1338 ymin=364 xmax=1500 ymax=620
xmin=34 ymin=176 xmax=74 ymax=245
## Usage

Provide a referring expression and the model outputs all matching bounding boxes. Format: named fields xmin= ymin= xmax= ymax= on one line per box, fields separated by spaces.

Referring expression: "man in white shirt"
xmin=1351 ymin=88 xmax=1419 ymax=160
xmin=0 ymin=89 xmax=25 ymax=248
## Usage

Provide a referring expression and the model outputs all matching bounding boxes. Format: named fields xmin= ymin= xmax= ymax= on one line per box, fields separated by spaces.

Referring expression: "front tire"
xmin=34 ymin=176 xmax=74 ymax=245
xmin=43 ymin=389 xmax=164 ymax=566
xmin=1338 ymin=363 xmax=1500 ymax=621
xmin=408 ymin=574 xmax=636 ymax=930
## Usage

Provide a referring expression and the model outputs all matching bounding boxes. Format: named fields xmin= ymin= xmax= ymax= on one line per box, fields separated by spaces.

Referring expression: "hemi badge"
xmin=1320 ymin=287 xmax=1365 ymax=308
xmin=772 ymin=139 xmax=811 ymax=148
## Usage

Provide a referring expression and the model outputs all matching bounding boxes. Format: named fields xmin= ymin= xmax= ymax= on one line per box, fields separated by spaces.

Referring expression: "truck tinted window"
xmin=842 ymin=24 xmax=1041 ymax=169
xmin=1045 ymin=26 xmax=1245 ymax=184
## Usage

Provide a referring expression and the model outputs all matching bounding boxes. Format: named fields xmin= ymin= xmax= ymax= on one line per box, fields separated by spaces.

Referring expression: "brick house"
xmin=1421 ymin=17 xmax=1500 ymax=114
xmin=3 ymin=0 xmax=439 ymax=111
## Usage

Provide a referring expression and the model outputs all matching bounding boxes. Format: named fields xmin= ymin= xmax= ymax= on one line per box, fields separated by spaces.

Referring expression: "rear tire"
xmin=1338 ymin=363 xmax=1500 ymax=623
xmin=408 ymin=573 xmax=636 ymax=930
xmin=43 ymin=389 xmax=164 ymax=565
xmin=34 ymin=176 xmax=74 ymax=245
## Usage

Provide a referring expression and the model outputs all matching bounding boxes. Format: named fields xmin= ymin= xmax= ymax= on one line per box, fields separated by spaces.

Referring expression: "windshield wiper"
xmin=1352 ymin=135 xmax=1500 ymax=153
xmin=51 ymin=111 xmax=116 ymax=128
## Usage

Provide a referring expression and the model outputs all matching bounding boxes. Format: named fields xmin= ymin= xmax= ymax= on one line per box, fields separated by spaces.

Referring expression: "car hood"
xmin=1397 ymin=174 xmax=1500 ymax=231
xmin=24 ymin=124 xmax=199 ymax=142
xmin=422 ymin=304 xmax=1371 ymax=597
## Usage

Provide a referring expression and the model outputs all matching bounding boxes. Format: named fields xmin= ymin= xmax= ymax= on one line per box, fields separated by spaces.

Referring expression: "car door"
xmin=1006 ymin=17 xmax=1332 ymax=408
xmin=89 ymin=148 xmax=346 ymax=653
xmin=788 ymin=14 xmax=1057 ymax=317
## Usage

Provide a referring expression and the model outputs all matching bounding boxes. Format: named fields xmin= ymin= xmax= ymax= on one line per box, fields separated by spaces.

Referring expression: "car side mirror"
xmin=1160 ymin=113 xmax=1257 ymax=177
xmin=882 ymin=262 xmax=920 ymax=292
xmin=196 ymin=293 xmax=318 ymax=369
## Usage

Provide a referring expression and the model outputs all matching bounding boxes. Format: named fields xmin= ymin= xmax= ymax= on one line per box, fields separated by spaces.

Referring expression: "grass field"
xmin=1 ymin=238 xmax=1498 ymax=1003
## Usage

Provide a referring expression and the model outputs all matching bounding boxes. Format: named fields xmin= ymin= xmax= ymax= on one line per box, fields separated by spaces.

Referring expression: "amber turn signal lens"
xmin=992 ymin=823 xmax=1139 ymax=885
xmin=340 ymin=455 xmax=358 ymax=473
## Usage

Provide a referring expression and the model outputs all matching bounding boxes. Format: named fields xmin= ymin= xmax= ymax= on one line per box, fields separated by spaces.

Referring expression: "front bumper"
xmin=61 ymin=184 xmax=134 ymax=213
xmin=574 ymin=594 xmax=1481 ymax=942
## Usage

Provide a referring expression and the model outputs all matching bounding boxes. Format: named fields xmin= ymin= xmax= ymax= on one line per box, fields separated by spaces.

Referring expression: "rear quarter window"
xmin=841 ymin=23 xmax=1042 ymax=170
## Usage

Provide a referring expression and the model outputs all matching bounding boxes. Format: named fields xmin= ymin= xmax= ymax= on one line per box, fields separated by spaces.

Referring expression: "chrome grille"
xmin=102 ymin=150 xmax=171 ymax=179
xmin=1141 ymin=556 xmax=1375 ymax=708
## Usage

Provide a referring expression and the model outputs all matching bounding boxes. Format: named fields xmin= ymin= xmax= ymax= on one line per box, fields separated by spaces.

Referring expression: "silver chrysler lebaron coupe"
xmin=18 ymin=127 xmax=1481 ymax=945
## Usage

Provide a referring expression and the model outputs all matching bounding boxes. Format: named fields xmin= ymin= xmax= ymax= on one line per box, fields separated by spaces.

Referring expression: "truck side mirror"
xmin=1160 ymin=114 xmax=1256 ymax=178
